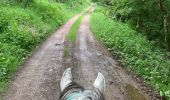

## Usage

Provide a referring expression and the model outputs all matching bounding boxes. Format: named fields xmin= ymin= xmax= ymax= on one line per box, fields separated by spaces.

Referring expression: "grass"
xmin=0 ymin=0 xmax=88 ymax=93
xmin=67 ymin=16 xmax=84 ymax=42
xmin=67 ymin=6 xmax=92 ymax=42
xmin=63 ymin=46 xmax=69 ymax=60
xmin=90 ymin=6 xmax=170 ymax=99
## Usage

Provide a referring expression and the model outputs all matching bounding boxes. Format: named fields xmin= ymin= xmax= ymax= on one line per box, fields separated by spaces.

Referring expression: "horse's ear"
xmin=60 ymin=68 xmax=73 ymax=92
xmin=94 ymin=72 xmax=106 ymax=94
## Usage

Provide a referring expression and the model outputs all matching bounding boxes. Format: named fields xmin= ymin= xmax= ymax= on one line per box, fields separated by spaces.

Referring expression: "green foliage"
xmin=56 ymin=0 xmax=90 ymax=5
xmin=0 ymin=43 xmax=26 ymax=79
xmin=63 ymin=46 xmax=68 ymax=59
xmin=90 ymin=10 xmax=170 ymax=99
xmin=0 ymin=2 xmax=66 ymax=50
xmin=94 ymin=0 xmax=170 ymax=50
xmin=0 ymin=0 xmax=33 ymax=7
xmin=30 ymin=2 xmax=65 ymax=27
xmin=0 ymin=0 xmax=87 ymax=92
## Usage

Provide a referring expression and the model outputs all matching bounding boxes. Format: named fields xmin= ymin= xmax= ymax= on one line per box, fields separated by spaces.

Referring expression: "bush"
xmin=90 ymin=11 xmax=170 ymax=99
xmin=0 ymin=43 xmax=26 ymax=80
xmin=30 ymin=2 xmax=65 ymax=27
xmin=0 ymin=6 xmax=45 ymax=50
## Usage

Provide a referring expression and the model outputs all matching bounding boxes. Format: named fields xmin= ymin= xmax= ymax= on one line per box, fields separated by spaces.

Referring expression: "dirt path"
xmin=71 ymin=8 xmax=161 ymax=100
xmin=2 ymin=7 xmax=161 ymax=100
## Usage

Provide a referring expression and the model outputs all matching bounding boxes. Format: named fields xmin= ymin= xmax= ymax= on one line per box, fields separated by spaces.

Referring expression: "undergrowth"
xmin=0 ymin=0 xmax=88 ymax=92
xmin=90 ymin=7 xmax=170 ymax=99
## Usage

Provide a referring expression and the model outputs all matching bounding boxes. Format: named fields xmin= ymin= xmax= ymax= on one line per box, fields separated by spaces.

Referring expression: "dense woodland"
xmin=92 ymin=0 xmax=170 ymax=51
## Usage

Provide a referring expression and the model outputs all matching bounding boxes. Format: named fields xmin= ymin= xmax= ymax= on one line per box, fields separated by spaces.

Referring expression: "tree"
xmin=97 ymin=0 xmax=170 ymax=51
xmin=158 ymin=0 xmax=170 ymax=50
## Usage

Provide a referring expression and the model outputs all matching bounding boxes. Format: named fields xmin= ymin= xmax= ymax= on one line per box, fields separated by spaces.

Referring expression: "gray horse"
xmin=59 ymin=68 xmax=105 ymax=100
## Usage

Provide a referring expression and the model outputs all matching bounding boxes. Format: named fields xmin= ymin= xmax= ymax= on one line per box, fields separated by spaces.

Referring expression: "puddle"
xmin=125 ymin=84 xmax=146 ymax=100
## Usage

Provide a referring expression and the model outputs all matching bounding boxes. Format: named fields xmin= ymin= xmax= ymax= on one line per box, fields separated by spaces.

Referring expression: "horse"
xmin=59 ymin=68 xmax=106 ymax=100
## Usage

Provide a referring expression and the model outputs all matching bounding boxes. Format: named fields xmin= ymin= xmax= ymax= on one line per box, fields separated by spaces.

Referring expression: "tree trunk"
xmin=158 ymin=0 xmax=170 ymax=50
xmin=136 ymin=16 xmax=141 ymax=31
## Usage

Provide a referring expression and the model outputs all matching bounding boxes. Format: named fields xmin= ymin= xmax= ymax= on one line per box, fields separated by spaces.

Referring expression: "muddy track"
xmin=2 ymin=7 xmax=161 ymax=100
xmin=67 ymin=8 xmax=161 ymax=100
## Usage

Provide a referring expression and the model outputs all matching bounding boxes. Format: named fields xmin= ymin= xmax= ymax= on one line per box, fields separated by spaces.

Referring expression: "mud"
xmin=125 ymin=84 xmax=146 ymax=100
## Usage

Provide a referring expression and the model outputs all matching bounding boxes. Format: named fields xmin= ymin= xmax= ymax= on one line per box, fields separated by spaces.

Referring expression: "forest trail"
xmin=2 ymin=7 xmax=160 ymax=100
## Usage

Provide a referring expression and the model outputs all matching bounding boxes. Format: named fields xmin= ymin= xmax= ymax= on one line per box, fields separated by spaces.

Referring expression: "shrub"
xmin=0 ymin=43 xmax=26 ymax=80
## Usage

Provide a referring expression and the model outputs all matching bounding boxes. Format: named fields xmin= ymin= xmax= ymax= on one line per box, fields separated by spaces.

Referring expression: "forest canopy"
xmin=93 ymin=0 xmax=170 ymax=51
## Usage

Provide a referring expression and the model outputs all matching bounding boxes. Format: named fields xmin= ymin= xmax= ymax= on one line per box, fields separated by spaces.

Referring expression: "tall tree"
xmin=158 ymin=0 xmax=170 ymax=50
xmin=98 ymin=0 xmax=170 ymax=50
